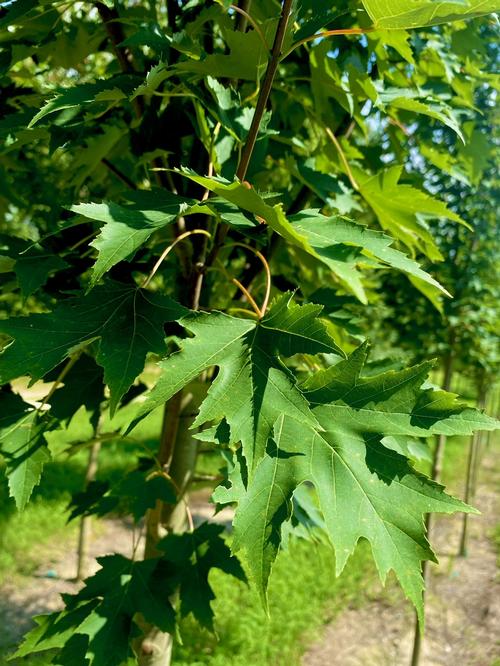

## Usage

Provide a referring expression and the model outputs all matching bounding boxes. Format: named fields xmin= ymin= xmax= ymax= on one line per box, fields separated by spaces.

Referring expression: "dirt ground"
xmin=303 ymin=452 xmax=500 ymax=666
xmin=0 ymin=496 xmax=233 ymax=657
xmin=1 ymin=455 xmax=498 ymax=666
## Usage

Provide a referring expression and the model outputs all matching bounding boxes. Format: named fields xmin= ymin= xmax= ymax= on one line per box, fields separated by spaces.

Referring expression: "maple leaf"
xmin=290 ymin=210 xmax=450 ymax=303
xmin=361 ymin=0 xmax=498 ymax=29
xmin=352 ymin=166 xmax=467 ymax=261
xmin=158 ymin=523 xmax=247 ymax=630
xmin=129 ymin=294 xmax=344 ymax=472
xmin=15 ymin=524 xmax=245 ymax=662
xmin=215 ymin=343 xmax=498 ymax=622
xmin=14 ymin=555 xmax=175 ymax=666
xmin=0 ymin=282 xmax=187 ymax=415
xmin=176 ymin=168 xmax=317 ymax=257
xmin=46 ymin=354 xmax=105 ymax=431
xmin=0 ymin=389 xmax=52 ymax=510
xmin=68 ymin=466 xmax=177 ymax=522
xmin=0 ymin=233 xmax=67 ymax=299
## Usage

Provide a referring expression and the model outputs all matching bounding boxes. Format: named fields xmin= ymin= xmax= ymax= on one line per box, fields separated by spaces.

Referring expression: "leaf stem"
xmin=282 ymin=27 xmax=375 ymax=61
xmin=38 ymin=353 xmax=81 ymax=413
xmin=325 ymin=126 xmax=359 ymax=191
xmin=229 ymin=4 xmax=270 ymax=51
xmin=225 ymin=242 xmax=272 ymax=316
xmin=214 ymin=260 xmax=262 ymax=318
xmin=141 ymin=230 xmax=212 ymax=288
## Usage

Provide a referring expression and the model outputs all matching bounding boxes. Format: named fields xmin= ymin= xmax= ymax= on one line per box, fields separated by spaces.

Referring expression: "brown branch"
xmin=236 ymin=0 xmax=294 ymax=182
xmin=101 ymin=158 xmax=137 ymax=190
xmin=95 ymin=3 xmax=143 ymax=119
xmin=205 ymin=0 xmax=294 ymax=270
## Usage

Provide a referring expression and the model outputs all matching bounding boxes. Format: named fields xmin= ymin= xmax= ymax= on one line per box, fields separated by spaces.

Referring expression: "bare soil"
xmin=1 ymin=455 xmax=498 ymax=666
xmin=0 ymin=494 xmax=233 ymax=658
xmin=303 ymin=452 xmax=500 ymax=666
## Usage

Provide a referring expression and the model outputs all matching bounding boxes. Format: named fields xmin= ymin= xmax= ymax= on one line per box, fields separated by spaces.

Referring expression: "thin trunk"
xmin=143 ymin=391 xmax=184 ymax=559
xmin=458 ymin=383 xmax=487 ymax=556
xmin=136 ymin=385 xmax=205 ymax=666
xmin=136 ymin=4 xmax=295 ymax=663
xmin=470 ymin=384 xmax=487 ymax=500
xmin=457 ymin=431 xmax=478 ymax=557
xmin=410 ymin=348 xmax=454 ymax=666
xmin=485 ymin=389 xmax=498 ymax=448
xmin=76 ymin=441 xmax=101 ymax=581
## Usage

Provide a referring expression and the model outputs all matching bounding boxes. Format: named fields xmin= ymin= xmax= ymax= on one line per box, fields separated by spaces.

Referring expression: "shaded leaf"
xmin=158 ymin=523 xmax=246 ymax=630
xmin=0 ymin=282 xmax=187 ymax=414
xmin=176 ymin=168 xmax=317 ymax=256
xmin=72 ymin=189 xmax=202 ymax=287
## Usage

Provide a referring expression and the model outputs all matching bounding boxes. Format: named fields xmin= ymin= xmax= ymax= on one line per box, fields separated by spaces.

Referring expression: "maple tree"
xmin=0 ymin=1 xmax=499 ymax=665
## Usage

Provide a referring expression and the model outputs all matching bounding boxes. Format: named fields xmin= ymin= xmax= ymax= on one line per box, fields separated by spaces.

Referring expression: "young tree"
xmin=0 ymin=2 xmax=498 ymax=665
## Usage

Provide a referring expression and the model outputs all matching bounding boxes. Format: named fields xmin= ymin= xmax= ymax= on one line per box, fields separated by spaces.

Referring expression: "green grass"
xmin=3 ymin=540 xmax=379 ymax=666
xmin=173 ymin=540 xmax=378 ymax=666
xmin=0 ymin=405 xmax=164 ymax=584
xmin=1 ymin=399 xmax=494 ymax=666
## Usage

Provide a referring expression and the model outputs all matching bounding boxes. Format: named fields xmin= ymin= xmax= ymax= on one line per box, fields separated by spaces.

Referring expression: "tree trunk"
xmin=136 ymin=384 xmax=205 ymax=666
xmin=458 ymin=383 xmax=487 ymax=557
xmin=410 ymin=349 xmax=454 ymax=666
xmin=76 ymin=440 xmax=101 ymax=581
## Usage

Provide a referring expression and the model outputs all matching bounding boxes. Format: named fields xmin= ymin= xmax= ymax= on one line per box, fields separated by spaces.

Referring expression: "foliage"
xmin=0 ymin=1 xmax=499 ymax=664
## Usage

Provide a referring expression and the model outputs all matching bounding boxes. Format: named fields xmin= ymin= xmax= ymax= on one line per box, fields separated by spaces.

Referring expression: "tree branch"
xmin=205 ymin=0 xmax=295 ymax=268
xmin=101 ymin=158 xmax=137 ymax=190
xmin=236 ymin=0 xmax=294 ymax=181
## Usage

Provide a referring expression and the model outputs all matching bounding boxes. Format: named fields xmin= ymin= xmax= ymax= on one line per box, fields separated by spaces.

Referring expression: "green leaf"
xmin=176 ymin=168 xmax=317 ymax=256
xmin=16 ymin=556 xmax=176 ymax=664
xmin=177 ymin=25 xmax=268 ymax=80
xmin=361 ymin=0 xmax=499 ymax=29
xmin=72 ymin=190 xmax=201 ymax=287
xmin=290 ymin=210 xmax=449 ymax=302
xmin=13 ymin=601 xmax=99 ymax=658
xmin=70 ymin=125 xmax=126 ymax=188
xmin=352 ymin=166 xmax=468 ymax=260
xmin=16 ymin=527 xmax=245 ymax=661
xmin=0 ymin=390 xmax=51 ymax=510
xmin=304 ymin=346 xmax=498 ymax=436
xmin=0 ymin=234 xmax=67 ymax=299
xmin=28 ymin=78 xmax=135 ymax=127
xmin=158 ymin=523 xmax=246 ymax=630
xmin=46 ymin=355 xmax=105 ymax=430
xmin=0 ymin=282 xmax=187 ymax=415
xmin=0 ymin=0 xmax=38 ymax=28
xmin=69 ymin=468 xmax=177 ymax=522
xmin=129 ymin=295 xmax=343 ymax=473
xmin=384 ymin=95 xmax=463 ymax=141
xmin=222 ymin=343 xmax=494 ymax=621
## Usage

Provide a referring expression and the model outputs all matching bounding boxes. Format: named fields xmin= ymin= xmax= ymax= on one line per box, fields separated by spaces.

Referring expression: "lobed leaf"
xmin=129 ymin=295 xmax=344 ymax=473
xmin=0 ymin=282 xmax=187 ymax=415
xmin=361 ymin=0 xmax=499 ymax=29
